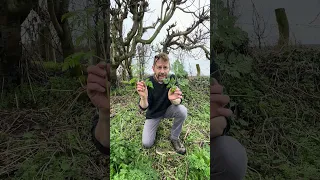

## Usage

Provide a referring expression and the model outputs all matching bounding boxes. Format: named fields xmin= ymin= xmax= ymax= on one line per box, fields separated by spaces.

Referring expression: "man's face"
xmin=152 ymin=58 xmax=170 ymax=82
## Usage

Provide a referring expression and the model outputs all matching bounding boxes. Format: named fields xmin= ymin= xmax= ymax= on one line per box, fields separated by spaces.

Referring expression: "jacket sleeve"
xmin=91 ymin=110 xmax=110 ymax=155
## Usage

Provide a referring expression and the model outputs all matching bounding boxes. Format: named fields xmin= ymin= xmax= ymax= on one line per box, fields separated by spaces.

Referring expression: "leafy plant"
xmin=112 ymin=160 xmax=159 ymax=180
xmin=123 ymin=77 xmax=154 ymax=89
xmin=62 ymin=51 xmax=94 ymax=72
xmin=212 ymin=0 xmax=253 ymax=79
xmin=187 ymin=145 xmax=210 ymax=179
xmin=163 ymin=59 xmax=189 ymax=93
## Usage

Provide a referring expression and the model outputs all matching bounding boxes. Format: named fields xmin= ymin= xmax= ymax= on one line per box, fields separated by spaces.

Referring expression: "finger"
xmin=140 ymin=81 xmax=146 ymax=86
xmin=137 ymin=82 xmax=145 ymax=87
xmin=97 ymin=62 xmax=110 ymax=80
xmin=137 ymin=85 xmax=145 ymax=89
xmin=211 ymin=78 xmax=218 ymax=85
xmin=97 ymin=61 xmax=107 ymax=69
xmin=211 ymin=84 xmax=223 ymax=94
xmin=87 ymin=73 xmax=106 ymax=88
xmin=137 ymin=87 xmax=145 ymax=92
xmin=217 ymin=108 xmax=233 ymax=117
xmin=87 ymin=82 xmax=105 ymax=93
xmin=87 ymin=65 xmax=106 ymax=78
xmin=210 ymin=94 xmax=230 ymax=106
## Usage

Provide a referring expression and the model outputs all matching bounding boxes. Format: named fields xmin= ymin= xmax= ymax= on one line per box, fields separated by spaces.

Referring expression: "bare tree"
xmin=47 ymin=0 xmax=75 ymax=59
xmin=226 ymin=0 xmax=237 ymax=17
xmin=251 ymin=0 xmax=267 ymax=49
xmin=161 ymin=4 xmax=210 ymax=59
xmin=136 ymin=44 xmax=152 ymax=79
xmin=109 ymin=0 xmax=210 ymax=85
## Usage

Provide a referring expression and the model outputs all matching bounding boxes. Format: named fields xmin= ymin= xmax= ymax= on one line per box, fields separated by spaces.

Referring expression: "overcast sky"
xmin=234 ymin=0 xmax=320 ymax=46
xmin=111 ymin=0 xmax=211 ymax=76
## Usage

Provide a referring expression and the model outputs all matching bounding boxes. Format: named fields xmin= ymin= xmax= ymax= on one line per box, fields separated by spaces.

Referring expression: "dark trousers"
xmin=211 ymin=136 xmax=248 ymax=180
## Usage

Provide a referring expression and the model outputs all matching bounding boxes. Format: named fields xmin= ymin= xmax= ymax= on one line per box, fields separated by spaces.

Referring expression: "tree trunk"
xmin=60 ymin=21 xmax=74 ymax=59
xmin=196 ymin=64 xmax=200 ymax=77
xmin=39 ymin=25 xmax=56 ymax=61
xmin=110 ymin=63 xmax=118 ymax=88
xmin=47 ymin=0 xmax=74 ymax=60
xmin=103 ymin=0 xmax=110 ymax=64
xmin=0 ymin=9 xmax=28 ymax=88
xmin=275 ymin=8 xmax=289 ymax=47
xmin=94 ymin=0 xmax=101 ymax=64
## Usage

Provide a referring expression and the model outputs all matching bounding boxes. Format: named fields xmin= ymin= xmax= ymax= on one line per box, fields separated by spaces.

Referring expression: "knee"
xmin=175 ymin=104 xmax=188 ymax=119
xmin=142 ymin=139 xmax=154 ymax=149
xmin=211 ymin=136 xmax=248 ymax=179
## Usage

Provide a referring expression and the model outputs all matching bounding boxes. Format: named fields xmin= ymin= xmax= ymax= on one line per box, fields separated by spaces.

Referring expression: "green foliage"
xmin=222 ymin=47 xmax=320 ymax=179
xmin=172 ymin=59 xmax=188 ymax=78
xmin=122 ymin=64 xmax=154 ymax=90
xmin=8 ymin=112 xmax=97 ymax=179
xmin=187 ymin=145 xmax=210 ymax=180
xmin=212 ymin=0 xmax=253 ymax=78
xmin=109 ymin=77 xmax=210 ymax=179
xmin=163 ymin=60 xmax=189 ymax=93
xmin=112 ymin=160 xmax=159 ymax=180
xmin=14 ymin=150 xmax=88 ymax=180
xmin=62 ymin=51 xmax=94 ymax=72
xmin=0 ymin=77 xmax=81 ymax=109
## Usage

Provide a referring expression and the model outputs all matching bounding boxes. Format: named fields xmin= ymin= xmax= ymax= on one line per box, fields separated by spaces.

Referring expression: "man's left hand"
xmin=168 ymin=87 xmax=183 ymax=101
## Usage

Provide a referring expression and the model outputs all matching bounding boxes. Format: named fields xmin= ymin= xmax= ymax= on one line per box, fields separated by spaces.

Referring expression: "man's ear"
xmin=152 ymin=65 xmax=155 ymax=72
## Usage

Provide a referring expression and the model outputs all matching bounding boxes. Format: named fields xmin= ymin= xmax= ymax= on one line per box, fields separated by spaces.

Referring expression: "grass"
xmin=222 ymin=47 xmax=320 ymax=180
xmin=0 ymin=77 xmax=108 ymax=179
xmin=0 ymin=73 xmax=210 ymax=180
xmin=109 ymin=76 xmax=210 ymax=179
xmin=1 ymin=46 xmax=319 ymax=179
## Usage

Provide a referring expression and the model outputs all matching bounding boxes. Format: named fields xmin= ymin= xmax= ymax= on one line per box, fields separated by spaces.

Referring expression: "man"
xmin=136 ymin=52 xmax=188 ymax=155
xmin=87 ymin=62 xmax=110 ymax=155
xmin=211 ymin=60 xmax=248 ymax=179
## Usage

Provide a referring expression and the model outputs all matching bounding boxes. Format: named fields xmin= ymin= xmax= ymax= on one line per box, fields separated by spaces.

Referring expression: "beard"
xmin=155 ymin=72 xmax=167 ymax=82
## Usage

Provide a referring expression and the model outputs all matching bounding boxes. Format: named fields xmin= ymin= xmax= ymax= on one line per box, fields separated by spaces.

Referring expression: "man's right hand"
xmin=211 ymin=78 xmax=232 ymax=118
xmin=136 ymin=81 xmax=148 ymax=98
xmin=87 ymin=62 xmax=110 ymax=114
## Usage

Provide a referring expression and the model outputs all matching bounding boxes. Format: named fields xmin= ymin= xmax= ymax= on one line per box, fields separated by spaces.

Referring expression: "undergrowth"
xmin=223 ymin=47 xmax=320 ymax=180
xmin=110 ymin=76 xmax=210 ymax=179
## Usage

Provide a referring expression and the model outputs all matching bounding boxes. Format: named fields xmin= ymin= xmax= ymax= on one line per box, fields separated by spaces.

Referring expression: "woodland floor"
xmin=1 ymin=46 xmax=320 ymax=179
